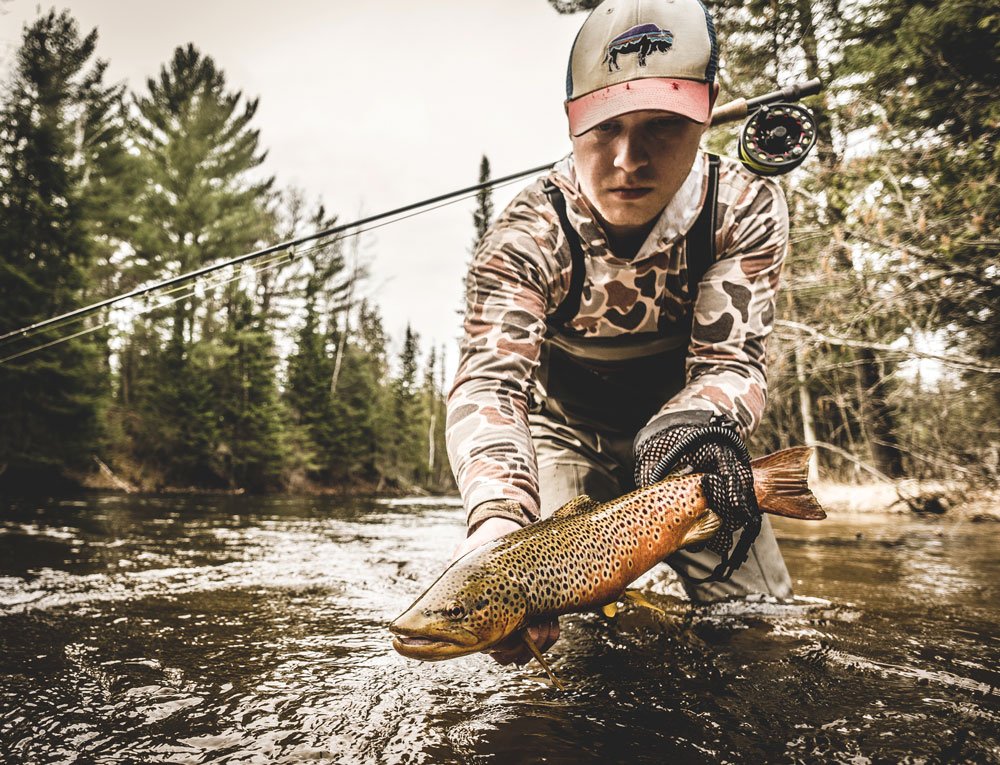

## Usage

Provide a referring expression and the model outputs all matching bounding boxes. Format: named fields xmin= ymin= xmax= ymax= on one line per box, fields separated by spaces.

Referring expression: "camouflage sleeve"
xmin=446 ymin=191 xmax=563 ymax=529
xmin=652 ymin=175 xmax=789 ymax=439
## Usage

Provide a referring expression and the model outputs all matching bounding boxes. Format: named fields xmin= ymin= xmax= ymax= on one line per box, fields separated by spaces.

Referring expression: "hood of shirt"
xmin=548 ymin=151 xmax=709 ymax=264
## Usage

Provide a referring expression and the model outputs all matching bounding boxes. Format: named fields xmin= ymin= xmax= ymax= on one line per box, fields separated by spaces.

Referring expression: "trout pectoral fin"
xmin=551 ymin=494 xmax=601 ymax=519
xmin=624 ymin=589 xmax=665 ymax=615
xmin=600 ymin=602 xmax=618 ymax=618
xmin=680 ymin=510 xmax=722 ymax=548
xmin=521 ymin=631 xmax=565 ymax=691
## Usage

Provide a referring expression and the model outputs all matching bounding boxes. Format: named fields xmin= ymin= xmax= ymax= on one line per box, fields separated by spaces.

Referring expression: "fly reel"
xmin=737 ymin=102 xmax=818 ymax=176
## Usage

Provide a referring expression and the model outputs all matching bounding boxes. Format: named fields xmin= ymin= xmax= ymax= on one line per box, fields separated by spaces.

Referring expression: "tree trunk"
xmin=857 ymin=348 xmax=905 ymax=478
xmin=427 ymin=405 xmax=436 ymax=478
xmin=330 ymin=239 xmax=361 ymax=396
xmin=794 ymin=343 xmax=821 ymax=485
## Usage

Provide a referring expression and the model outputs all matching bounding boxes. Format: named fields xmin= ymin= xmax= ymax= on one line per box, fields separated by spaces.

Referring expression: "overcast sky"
xmin=0 ymin=0 xmax=586 ymax=375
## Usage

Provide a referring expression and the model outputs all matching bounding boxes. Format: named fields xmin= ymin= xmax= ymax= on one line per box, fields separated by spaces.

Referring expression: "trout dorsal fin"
xmin=680 ymin=510 xmax=722 ymax=548
xmin=552 ymin=494 xmax=600 ymax=519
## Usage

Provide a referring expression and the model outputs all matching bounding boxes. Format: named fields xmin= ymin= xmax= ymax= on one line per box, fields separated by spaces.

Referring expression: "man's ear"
xmin=704 ymin=83 xmax=721 ymax=129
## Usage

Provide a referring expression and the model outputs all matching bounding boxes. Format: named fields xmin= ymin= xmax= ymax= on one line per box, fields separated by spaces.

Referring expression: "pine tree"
xmin=283 ymin=201 xmax=365 ymax=485
xmin=213 ymin=286 xmax=287 ymax=490
xmin=355 ymin=302 xmax=395 ymax=487
xmin=421 ymin=345 xmax=453 ymax=491
xmin=472 ymin=154 xmax=494 ymax=249
xmin=325 ymin=337 xmax=378 ymax=483
xmin=0 ymin=11 xmax=112 ymax=485
xmin=842 ymin=0 xmax=999 ymax=361
xmin=125 ymin=44 xmax=276 ymax=485
xmin=391 ymin=325 xmax=427 ymax=486
xmin=131 ymin=43 xmax=273 ymax=344
xmin=459 ymin=154 xmax=496 ymax=326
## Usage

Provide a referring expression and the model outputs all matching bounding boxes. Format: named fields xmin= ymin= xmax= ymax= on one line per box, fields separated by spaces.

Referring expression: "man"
xmin=446 ymin=0 xmax=792 ymax=665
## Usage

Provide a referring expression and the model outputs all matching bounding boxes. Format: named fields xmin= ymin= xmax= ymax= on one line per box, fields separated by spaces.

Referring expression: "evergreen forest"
xmin=0 ymin=2 xmax=996 ymax=499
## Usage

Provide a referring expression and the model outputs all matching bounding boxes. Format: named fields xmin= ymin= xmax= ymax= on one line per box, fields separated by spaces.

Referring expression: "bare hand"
xmin=450 ymin=516 xmax=522 ymax=563
xmin=450 ymin=516 xmax=560 ymax=666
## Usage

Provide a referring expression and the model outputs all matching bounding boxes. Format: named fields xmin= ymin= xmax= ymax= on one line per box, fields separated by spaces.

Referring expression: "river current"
xmin=1 ymin=493 xmax=997 ymax=764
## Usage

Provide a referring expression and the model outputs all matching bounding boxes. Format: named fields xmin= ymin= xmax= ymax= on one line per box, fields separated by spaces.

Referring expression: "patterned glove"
xmin=633 ymin=411 xmax=761 ymax=582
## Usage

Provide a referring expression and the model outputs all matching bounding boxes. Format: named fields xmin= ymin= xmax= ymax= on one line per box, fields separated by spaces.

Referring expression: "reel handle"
xmin=710 ymin=97 xmax=751 ymax=125
xmin=710 ymin=77 xmax=822 ymax=127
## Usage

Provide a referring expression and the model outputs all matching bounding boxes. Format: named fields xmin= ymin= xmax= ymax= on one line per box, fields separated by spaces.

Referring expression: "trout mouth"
xmin=388 ymin=622 xmax=484 ymax=661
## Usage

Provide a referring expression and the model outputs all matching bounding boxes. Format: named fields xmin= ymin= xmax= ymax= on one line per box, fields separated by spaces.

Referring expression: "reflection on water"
xmin=1 ymin=494 xmax=997 ymax=764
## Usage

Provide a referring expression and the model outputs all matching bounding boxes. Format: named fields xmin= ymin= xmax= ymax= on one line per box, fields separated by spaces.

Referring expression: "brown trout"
xmin=389 ymin=447 xmax=824 ymax=663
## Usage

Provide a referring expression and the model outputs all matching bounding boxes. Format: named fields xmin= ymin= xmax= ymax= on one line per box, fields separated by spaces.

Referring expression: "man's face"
xmin=571 ymin=108 xmax=710 ymax=239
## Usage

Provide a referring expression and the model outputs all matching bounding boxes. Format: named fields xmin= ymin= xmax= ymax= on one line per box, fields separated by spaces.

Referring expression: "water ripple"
xmin=0 ymin=495 xmax=997 ymax=763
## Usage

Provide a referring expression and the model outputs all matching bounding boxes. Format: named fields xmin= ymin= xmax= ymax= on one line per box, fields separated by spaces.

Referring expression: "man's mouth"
xmin=608 ymin=187 xmax=653 ymax=200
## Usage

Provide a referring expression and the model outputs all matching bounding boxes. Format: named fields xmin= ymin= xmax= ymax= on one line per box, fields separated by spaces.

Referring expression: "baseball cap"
xmin=565 ymin=0 xmax=719 ymax=136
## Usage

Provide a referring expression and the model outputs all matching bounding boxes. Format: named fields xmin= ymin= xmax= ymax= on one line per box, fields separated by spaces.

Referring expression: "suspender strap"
xmin=686 ymin=153 xmax=721 ymax=305
xmin=543 ymin=181 xmax=586 ymax=328
xmin=543 ymin=153 xmax=720 ymax=328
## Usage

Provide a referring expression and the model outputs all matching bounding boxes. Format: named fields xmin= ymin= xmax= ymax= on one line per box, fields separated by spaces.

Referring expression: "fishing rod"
xmin=0 ymin=78 xmax=822 ymax=357
xmin=0 ymin=172 xmax=536 ymax=365
xmin=0 ymin=163 xmax=555 ymax=348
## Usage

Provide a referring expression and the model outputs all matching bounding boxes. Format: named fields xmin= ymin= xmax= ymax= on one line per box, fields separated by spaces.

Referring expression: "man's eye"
xmin=594 ymin=121 xmax=619 ymax=133
xmin=649 ymin=118 xmax=679 ymax=133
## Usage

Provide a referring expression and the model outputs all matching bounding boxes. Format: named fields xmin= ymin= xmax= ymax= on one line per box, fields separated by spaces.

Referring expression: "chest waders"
xmin=533 ymin=154 xmax=721 ymax=443
xmin=530 ymin=157 xmax=794 ymax=603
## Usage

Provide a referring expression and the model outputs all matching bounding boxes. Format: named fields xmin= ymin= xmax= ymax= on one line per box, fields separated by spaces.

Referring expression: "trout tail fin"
xmin=751 ymin=447 xmax=826 ymax=520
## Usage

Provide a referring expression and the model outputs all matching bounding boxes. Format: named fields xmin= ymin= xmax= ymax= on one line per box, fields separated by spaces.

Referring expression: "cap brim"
xmin=567 ymin=78 xmax=710 ymax=136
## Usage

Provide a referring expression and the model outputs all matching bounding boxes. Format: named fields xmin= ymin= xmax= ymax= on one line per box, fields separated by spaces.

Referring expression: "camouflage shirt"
xmin=447 ymin=151 xmax=788 ymax=529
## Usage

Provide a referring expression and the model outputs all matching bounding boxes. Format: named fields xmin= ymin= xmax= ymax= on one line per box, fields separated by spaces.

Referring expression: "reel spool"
xmin=738 ymin=102 xmax=817 ymax=176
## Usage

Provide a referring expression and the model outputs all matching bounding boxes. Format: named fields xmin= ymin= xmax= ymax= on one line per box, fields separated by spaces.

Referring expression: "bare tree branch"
xmin=774 ymin=319 xmax=1000 ymax=374
xmin=844 ymin=230 xmax=1000 ymax=291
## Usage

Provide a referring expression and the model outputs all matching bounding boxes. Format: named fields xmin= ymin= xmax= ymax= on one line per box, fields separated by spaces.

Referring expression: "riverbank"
xmin=70 ymin=456 xmax=449 ymax=499
xmin=70 ymin=462 xmax=1000 ymax=522
xmin=812 ymin=480 xmax=1000 ymax=521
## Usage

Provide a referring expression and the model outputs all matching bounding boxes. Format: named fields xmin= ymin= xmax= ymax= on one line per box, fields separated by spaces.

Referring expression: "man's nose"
xmin=612 ymin=133 xmax=649 ymax=174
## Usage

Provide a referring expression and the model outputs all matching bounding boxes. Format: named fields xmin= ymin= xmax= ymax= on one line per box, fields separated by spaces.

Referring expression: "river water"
xmin=0 ymin=493 xmax=997 ymax=764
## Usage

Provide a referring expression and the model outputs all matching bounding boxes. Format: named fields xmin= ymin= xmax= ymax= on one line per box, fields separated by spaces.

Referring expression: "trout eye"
xmin=444 ymin=602 xmax=466 ymax=620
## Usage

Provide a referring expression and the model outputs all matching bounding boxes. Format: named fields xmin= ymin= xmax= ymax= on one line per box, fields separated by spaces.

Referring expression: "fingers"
xmin=486 ymin=636 xmax=527 ymax=666
xmin=486 ymin=618 xmax=560 ymax=666
xmin=533 ymin=618 xmax=560 ymax=653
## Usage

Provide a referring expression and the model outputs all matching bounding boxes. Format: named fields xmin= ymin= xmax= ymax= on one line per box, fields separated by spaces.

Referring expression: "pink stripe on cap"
xmin=567 ymin=78 xmax=710 ymax=136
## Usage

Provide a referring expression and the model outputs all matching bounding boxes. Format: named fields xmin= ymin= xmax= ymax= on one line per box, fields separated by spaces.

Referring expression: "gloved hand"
xmin=633 ymin=411 xmax=761 ymax=582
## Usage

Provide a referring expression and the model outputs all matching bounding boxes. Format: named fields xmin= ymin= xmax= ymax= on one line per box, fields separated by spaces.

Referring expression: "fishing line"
xmin=1 ymin=173 xmax=534 ymax=353
xmin=0 ymin=248 xmax=300 ymax=365
xmin=0 ymin=173 xmax=537 ymax=365
xmin=0 ymin=250 xmax=299 ymax=365
xmin=0 ymin=163 xmax=555 ymax=350
xmin=3 ymin=235 xmax=337 ymax=350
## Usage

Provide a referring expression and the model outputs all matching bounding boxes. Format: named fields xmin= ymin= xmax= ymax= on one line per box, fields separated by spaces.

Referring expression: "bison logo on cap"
xmin=603 ymin=24 xmax=674 ymax=71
